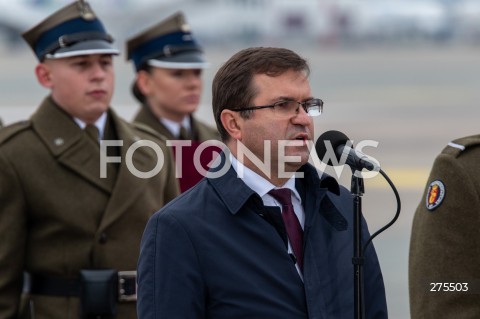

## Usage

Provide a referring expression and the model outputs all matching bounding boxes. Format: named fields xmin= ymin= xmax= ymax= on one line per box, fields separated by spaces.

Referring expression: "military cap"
xmin=22 ymin=0 xmax=119 ymax=61
xmin=126 ymin=11 xmax=209 ymax=71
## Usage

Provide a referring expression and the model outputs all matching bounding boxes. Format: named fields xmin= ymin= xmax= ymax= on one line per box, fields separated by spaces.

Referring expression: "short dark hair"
xmin=212 ymin=47 xmax=310 ymax=141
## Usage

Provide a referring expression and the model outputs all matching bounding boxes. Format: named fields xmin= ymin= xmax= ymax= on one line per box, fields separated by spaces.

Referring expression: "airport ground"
xmin=2 ymin=42 xmax=480 ymax=318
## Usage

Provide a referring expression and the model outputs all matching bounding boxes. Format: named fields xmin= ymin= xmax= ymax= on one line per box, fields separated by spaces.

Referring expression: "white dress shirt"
xmin=74 ymin=112 xmax=107 ymax=141
xmin=160 ymin=116 xmax=191 ymax=138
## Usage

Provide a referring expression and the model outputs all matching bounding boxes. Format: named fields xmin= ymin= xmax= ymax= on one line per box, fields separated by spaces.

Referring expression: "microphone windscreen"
xmin=315 ymin=130 xmax=350 ymax=165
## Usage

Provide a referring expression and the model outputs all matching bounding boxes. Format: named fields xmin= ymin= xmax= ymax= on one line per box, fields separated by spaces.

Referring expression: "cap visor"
xmin=45 ymin=40 xmax=119 ymax=59
xmin=147 ymin=51 xmax=209 ymax=69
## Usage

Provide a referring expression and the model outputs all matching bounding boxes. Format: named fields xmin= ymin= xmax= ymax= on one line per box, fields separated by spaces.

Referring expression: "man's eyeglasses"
xmin=229 ymin=98 xmax=323 ymax=118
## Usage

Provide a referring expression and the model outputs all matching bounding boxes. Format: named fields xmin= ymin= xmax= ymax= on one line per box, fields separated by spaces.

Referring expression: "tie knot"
xmin=268 ymin=188 xmax=293 ymax=206
xmin=179 ymin=126 xmax=192 ymax=140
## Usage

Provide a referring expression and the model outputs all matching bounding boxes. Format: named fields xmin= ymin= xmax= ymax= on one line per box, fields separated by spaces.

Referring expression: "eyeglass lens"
xmin=274 ymin=100 xmax=322 ymax=117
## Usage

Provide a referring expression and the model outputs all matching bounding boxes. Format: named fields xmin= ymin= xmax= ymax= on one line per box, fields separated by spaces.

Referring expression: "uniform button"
xmin=99 ymin=233 xmax=108 ymax=244
xmin=54 ymin=138 xmax=64 ymax=146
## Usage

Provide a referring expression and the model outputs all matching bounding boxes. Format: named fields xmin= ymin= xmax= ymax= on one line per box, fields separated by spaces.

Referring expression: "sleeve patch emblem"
xmin=425 ymin=180 xmax=446 ymax=211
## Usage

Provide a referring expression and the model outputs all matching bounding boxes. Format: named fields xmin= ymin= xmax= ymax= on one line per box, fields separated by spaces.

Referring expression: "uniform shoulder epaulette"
xmin=441 ymin=134 xmax=480 ymax=157
xmin=131 ymin=121 xmax=168 ymax=142
xmin=0 ymin=120 xmax=32 ymax=145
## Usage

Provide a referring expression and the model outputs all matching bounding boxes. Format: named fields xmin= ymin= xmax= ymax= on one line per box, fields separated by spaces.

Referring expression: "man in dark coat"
xmin=0 ymin=1 xmax=179 ymax=318
xmin=137 ymin=47 xmax=388 ymax=318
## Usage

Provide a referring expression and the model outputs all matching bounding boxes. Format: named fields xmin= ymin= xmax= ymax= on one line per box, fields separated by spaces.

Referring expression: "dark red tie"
xmin=269 ymin=188 xmax=304 ymax=271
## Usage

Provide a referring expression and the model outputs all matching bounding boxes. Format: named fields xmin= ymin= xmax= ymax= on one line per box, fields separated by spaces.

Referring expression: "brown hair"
xmin=131 ymin=64 xmax=153 ymax=104
xmin=212 ymin=47 xmax=310 ymax=141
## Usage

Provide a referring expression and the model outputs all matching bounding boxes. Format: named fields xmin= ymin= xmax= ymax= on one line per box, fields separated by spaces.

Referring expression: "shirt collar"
xmin=74 ymin=112 xmax=107 ymax=139
xmin=229 ymin=153 xmax=301 ymax=202
xmin=159 ymin=116 xmax=191 ymax=138
xmin=207 ymin=152 xmax=349 ymax=231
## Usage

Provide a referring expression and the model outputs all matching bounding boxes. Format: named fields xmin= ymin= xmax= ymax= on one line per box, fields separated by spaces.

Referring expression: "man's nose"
xmin=292 ymin=105 xmax=312 ymax=125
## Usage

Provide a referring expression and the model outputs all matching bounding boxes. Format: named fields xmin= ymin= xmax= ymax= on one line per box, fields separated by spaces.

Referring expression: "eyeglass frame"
xmin=227 ymin=98 xmax=324 ymax=117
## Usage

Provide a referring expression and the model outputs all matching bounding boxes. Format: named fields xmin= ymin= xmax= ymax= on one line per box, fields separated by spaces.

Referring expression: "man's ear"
xmin=221 ymin=109 xmax=243 ymax=141
xmin=35 ymin=63 xmax=53 ymax=89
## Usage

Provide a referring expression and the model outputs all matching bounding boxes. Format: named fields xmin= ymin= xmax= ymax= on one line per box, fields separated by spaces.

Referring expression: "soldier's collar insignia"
xmin=425 ymin=180 xmax=445 ymax=211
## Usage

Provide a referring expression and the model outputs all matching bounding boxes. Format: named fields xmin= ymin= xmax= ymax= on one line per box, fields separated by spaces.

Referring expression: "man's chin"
xmin=89 ymin=102 xmax=110 ymax=112
xmin=288 ymin=149 xmax=311 ymax=161
xmin=282 ymin=152 xmax=309 ymax=169
xmin=83 ymin=104 xmax=109 ymax=122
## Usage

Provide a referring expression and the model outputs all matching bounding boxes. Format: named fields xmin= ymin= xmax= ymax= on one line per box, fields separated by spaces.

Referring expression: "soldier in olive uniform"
xmin=0 ymin=1 xmax=179 ymax=318
xmin=409 ymin=134 xmax=480 ymax=318
xmin=126 ymin=12 xmax=221 ymax=192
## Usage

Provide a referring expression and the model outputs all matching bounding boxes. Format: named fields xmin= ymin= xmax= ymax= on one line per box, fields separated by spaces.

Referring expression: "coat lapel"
xmin=98 ymin=110 xmax=160 ymax=231
xmin=297 ymin=164 xmax=349 ymax=319
xmin=133 ymin=106 xmax=176 ymax=140
xmin=31 ymin=97 xmax=112 ymax=193
xmin=134 ymin=105 xmax=221 ymax=142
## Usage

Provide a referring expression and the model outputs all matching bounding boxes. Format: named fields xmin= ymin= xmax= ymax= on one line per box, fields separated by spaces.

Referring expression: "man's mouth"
xmin=294 ymin=134 xmax=308 ymax=141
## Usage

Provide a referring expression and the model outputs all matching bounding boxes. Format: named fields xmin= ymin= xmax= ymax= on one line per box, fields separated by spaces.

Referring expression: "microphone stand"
xmin=350 ymin=168 xmax=402 ymax=319
xmin=351 ymin=172 xmax=365 ymax=319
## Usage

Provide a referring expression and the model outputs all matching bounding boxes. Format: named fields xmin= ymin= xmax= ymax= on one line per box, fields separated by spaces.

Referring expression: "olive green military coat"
xmin=133 ymin=105 xmax=220 ymax=142
xmin=0 ymin=97 xmax=179 ymax=319
xmin=409 ymin=135 xmax=480 ymax=319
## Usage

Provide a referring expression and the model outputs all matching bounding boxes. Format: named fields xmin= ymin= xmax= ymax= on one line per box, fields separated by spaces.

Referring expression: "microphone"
xmin=316 ymin=132 xmax=400 ymax=319
xmin=315 ymin=130 xmax=378 ymax=171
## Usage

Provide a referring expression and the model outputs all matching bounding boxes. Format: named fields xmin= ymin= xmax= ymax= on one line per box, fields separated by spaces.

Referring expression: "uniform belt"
xmin=28 ymin=271 xmax=137 ymax=302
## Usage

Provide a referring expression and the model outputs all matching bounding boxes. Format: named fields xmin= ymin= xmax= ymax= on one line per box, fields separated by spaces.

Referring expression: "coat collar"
xmin=134 ymin=105 xmax=210 ymax=141
xmin=98 ymin=113 xmax=159 ymax=231
xmin=31 ymin=97 xmax=113 ymax=192
xmin=207 ymin=152 xmax=347 ymax=231
xmin=207 ymin=151 xmax=258 ymax=215
xmin=31 ymin=96 xmax=87 ymax=157
xmin=30 ymin=96 xmax=161 ymax=231
xmin=134 ymin=106 xmax=176 ymax=140
xmin=296 ymin=163 xmax=347 ymax=231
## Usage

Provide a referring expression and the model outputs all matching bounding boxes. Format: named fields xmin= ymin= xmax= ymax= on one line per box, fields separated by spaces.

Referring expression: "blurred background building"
xmin=2 ymin=0 xmax=480 ymax=47
xmin=1 ymin=1 xmax=480 ymax=318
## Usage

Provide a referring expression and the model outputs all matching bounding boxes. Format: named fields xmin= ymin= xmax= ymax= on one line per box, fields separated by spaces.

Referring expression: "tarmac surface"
xmin=2 ymin=43 xmax=480 ymax=318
